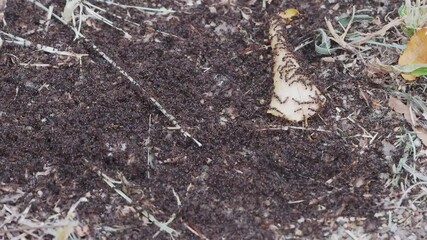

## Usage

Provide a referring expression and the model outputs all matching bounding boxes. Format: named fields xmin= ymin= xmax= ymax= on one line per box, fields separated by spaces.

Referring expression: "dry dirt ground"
xmin=0 ymin=0 xmax=425 ymax=239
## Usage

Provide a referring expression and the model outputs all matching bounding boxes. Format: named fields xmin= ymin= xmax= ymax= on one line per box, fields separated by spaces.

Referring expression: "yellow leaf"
xmin=398 ymin=28 xmax=427 ymax=81
xmin=278 ymin=8 xmax=300 ymax=22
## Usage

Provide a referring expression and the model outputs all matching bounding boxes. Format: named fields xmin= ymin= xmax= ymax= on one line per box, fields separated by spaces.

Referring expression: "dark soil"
xmin=0 ymin=0 xmax=404 ymax=239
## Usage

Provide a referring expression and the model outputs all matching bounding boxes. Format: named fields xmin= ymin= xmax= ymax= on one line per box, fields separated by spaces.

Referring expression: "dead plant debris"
xmin=1 ymin=0 xmax=427 ymax=239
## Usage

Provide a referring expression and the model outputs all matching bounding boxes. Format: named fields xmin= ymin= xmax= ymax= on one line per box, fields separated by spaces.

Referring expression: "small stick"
xmin=324 ymin=7 xmax=357 ymax=53
xmin=146 ymin=114 xmax=153 ymax=179
xmin=341 ymin=6 xmax=356 ymax=38
xmin=0 ymin=31 xmax=86 ymax=58
xmin=350 ymin=18 xmax=402 ymax=46
xmin=345 ymin=230 xmax=360 ymax=240
xmin=91 ymin=42 xmax=202 ymax=146
xmin=92 ymin=0 xmax=175 ymax=14
xmin=183 ymin=222 xmax=209 ymax=240
xmin=325 ymin=17 xmax=357 ymax=53
xmin=257 ymin=125 xmax=331 ymax=133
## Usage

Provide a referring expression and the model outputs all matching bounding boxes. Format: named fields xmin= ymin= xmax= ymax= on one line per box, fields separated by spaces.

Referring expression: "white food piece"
xmin=268 ymin=15 xmax=325 ymax=122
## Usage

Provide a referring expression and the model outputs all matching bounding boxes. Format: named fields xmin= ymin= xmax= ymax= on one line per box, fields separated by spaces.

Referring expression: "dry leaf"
xmin=268 ymin=12 xmax=325 ymax=122
xmin=415 ymin=126 xmax=427 ymax=147
xmin=388 ymin=96 xmax=416 ymax=125
xmin=388 ymin=96 xmax=427 ymax=147
xmin=382 ymin=140 xmax=396 ymax=157
xmin=398 ymin=28 xmax=427 ymax=81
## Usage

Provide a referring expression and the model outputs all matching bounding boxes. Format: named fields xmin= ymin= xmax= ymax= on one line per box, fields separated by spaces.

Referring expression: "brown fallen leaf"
xmin=388 ymin=96 xmax=416 ymax=125
xmin=398 ymin=28 xmax=427 ymax=81
xmin=415 ymin=126 xmax=427 ymax=147
xmin=388 ymin=96 xmax=427 ymax=147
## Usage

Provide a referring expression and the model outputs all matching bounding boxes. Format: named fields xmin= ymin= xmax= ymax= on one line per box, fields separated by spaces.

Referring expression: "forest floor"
xmin=1 ymin=0 xmax=427 ymax=239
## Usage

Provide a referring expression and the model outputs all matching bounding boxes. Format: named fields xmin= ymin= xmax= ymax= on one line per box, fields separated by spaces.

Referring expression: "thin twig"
xmin=0 ymin=31 xmax=86 ymax=58
xmin=257 ymin=125 xmax=331 ymax=133
xmin=146 ymin=114 xmax=153 ymax=179
xmin=324 ymin=7 xmax=357 ymax=53
xmin=93 ymin=0 xmax=175 ymax=14
xmin=342 ymin=6 xmax=357 ymax=38
xmin=183 ymin=222 xmax=209 ymax=240
xmin=0 ymin=222 xmax=79 ymax=234
xmin=325 ymin=17 xmax=357 ymax=53
xmin=350 ymin=18 xmax=403 ymax=46
xmin=345 ymin=230 xmax=361 ymax=240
